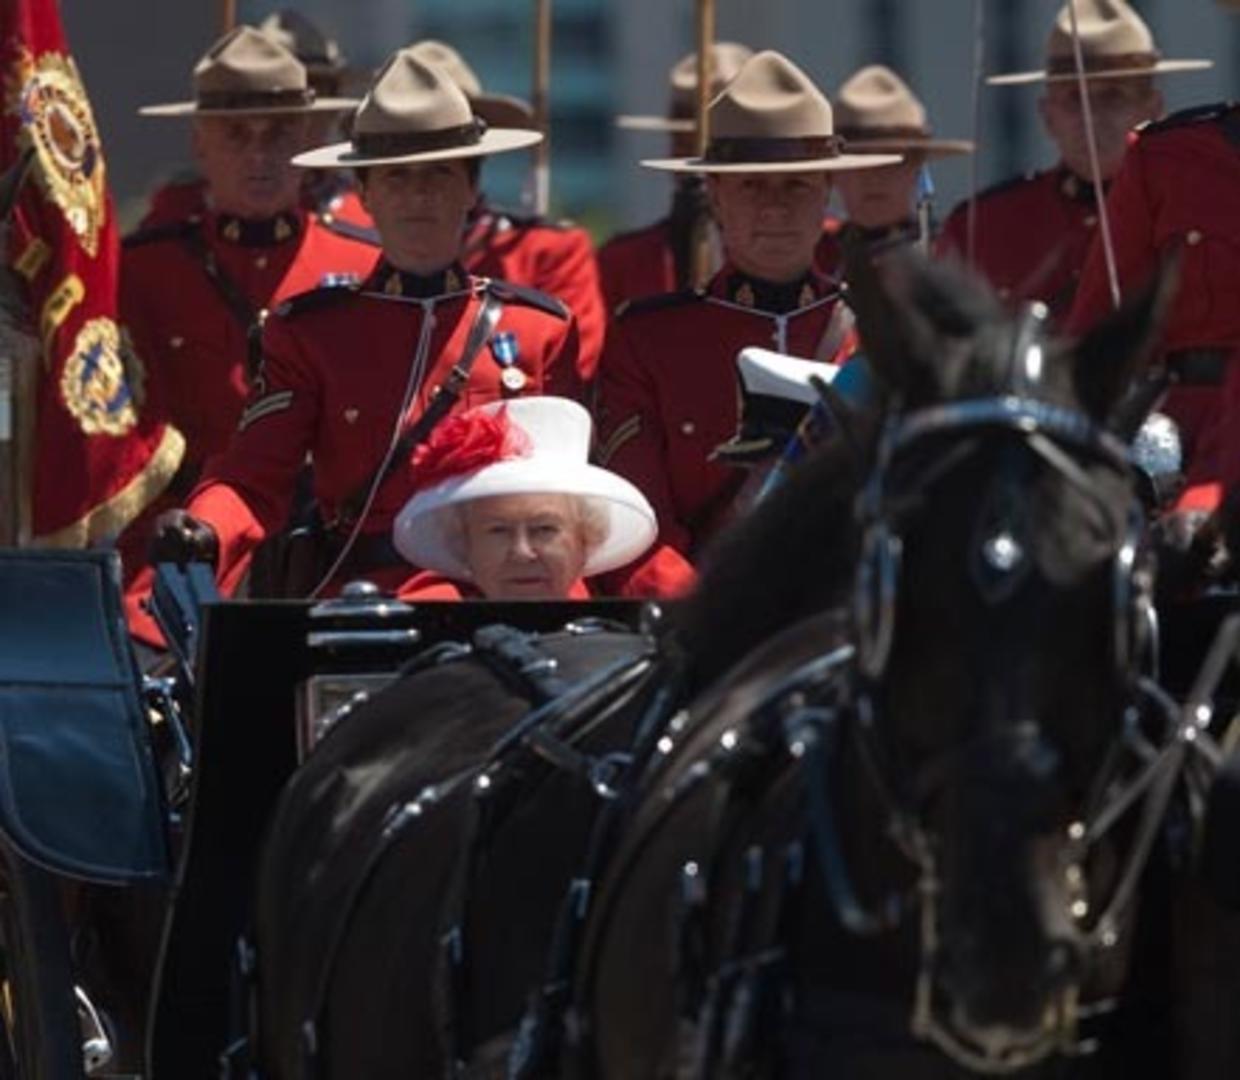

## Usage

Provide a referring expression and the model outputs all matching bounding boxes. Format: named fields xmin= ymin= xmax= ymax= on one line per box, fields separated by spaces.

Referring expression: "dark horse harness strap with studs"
xmin=428 ymin=625 xmax=663 ymax=1075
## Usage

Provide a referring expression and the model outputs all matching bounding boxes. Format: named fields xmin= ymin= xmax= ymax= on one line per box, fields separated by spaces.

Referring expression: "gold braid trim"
xmin=31 ymin=424 xmax=185 ymax=548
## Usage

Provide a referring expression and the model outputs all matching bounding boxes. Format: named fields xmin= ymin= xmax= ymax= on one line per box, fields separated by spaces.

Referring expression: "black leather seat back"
xmin=0 ymin=550 xmax=169 ymax=883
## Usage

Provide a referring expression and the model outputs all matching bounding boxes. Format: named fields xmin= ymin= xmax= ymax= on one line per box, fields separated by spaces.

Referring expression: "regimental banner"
xmin=0 ymin=0 xmax=182 ymax=547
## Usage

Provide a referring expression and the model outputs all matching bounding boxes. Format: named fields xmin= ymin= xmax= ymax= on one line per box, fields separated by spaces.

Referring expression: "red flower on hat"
xmin=407 ymin=405 xmax=533 ymax=494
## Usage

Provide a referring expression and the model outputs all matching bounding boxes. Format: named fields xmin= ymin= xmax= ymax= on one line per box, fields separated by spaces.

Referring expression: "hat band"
xmin=835 ymin=124 xmax=930 ymax=142
xmin=354 ymin=118 xmax=486 ymax=158
xmin=1044 ymin=51 xmax=1159 ymax=77
xmin=196 ymin=87 xmax=316 ymax=110
xmin=703 ymin=134 xmax=843 ymax=164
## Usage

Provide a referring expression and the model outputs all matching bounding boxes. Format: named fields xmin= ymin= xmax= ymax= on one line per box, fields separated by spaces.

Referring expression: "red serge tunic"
xmin=121 ymin=209 xmax=381 ymax=466
xmin=936 ymin=166 xmax=1104 ymax=320
xmin=123 ymin=265 xmax=582 ymax=644
xmin=595 ymin=265 xmax=854 ymax=570
xmin=462 ymin=203 xmax=607 ymax=385
xmin=1067 ymin=105 xmax=1240 ymax=505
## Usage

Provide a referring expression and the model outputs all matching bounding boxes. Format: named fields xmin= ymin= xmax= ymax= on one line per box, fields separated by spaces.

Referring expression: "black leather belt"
xmin=1166 ymin=348 xmax=1229 ymax=387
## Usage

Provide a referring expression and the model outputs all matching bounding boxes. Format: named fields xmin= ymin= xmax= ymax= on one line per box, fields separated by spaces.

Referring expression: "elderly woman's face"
xmin=461 ymin=493 xmax=588 ymax=599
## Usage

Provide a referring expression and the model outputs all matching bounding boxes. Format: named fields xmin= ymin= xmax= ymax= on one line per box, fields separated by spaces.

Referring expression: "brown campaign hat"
xmin=140 ymin=25 xmax=358 ymax=117
xmin=294 ymin=49 xmax=542 ymax=169
xmin=643 ymin=51 xmax=900 ymax=175
xmin=833 ymin=65 xmax=973 ymax=158
xmin=257 ymin=9 xmax=356 ymax=95
xmin=617 ymin=42 xmax=754 ymax=133
xmin=405 ymin=40 xmax=535 ymax=131
xmin=987 ymin=0 xmax=1211 ymax=86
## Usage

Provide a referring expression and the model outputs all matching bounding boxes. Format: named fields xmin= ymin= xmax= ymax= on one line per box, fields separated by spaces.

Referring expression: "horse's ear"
xmin=1072 ymin=257 xmax=1177 ymax=428
xmin=842 ymin=234 xmax=936 ymax=401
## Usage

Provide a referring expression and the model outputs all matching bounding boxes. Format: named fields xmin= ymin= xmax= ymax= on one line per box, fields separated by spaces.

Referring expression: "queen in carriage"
xmin=391 ymin=395 xmax=662 ymax=601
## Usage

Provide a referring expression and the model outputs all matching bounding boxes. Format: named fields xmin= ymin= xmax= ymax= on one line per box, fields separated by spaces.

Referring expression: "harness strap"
xmin=429 ymin=644 xmax=658 ymax=1071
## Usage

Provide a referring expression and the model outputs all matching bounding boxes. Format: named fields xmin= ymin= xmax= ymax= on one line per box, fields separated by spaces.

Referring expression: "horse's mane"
xmin=671 ymin=408 xmax=878 ymax=694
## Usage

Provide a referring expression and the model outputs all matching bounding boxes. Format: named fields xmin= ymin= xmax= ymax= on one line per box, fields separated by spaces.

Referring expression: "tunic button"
xmin=255 ymin=255 xmax=269 ymax=270
xmin=169 ymin=336 xmax=184 ymax=349
xmin=1083 ymin=214 xmax=1097 ymax=228
xmin=680 ymin=420 xmax=696 ymax=436
xmin=1186 ymin=229 xmax=1203 ymax=246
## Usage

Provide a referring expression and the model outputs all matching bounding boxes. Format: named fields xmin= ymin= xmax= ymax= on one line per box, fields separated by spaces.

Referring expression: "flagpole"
xmin=219 ymin=0 xmax=237 ymax=35
xmin=531 ymin=0 xmax=553 ymax=216
xmin=691 ymin=0 xmax=715 ymax=287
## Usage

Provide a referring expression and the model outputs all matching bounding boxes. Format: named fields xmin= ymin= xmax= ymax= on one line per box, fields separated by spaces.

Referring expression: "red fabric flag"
xmin=0 ymin=0 xmax=182 ymax=546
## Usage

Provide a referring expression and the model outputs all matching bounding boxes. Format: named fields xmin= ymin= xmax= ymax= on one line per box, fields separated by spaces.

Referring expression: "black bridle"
xmin=776 ymin=388 xmax=1221 ymax=1073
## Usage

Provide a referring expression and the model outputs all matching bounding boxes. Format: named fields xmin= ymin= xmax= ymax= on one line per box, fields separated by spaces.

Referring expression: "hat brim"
xmin=140 ymin=96 xmax=360 ymax=118
xmin=392 ymin=459 xmax=658 ymax=580
xmin=845 ymin=137 xmax=975 ymax=159
xmin=473 ymin=94 xmax=537 ymax=131
xmin=642 ymin=151 xmax=903 ymax=174
xmin=986 ymin=58 xmax=1212 ymax=87
xmin=616 ymin=114 xmax=696 ymax=133
xmin=293 ymin=126 xmax=544 ymax=169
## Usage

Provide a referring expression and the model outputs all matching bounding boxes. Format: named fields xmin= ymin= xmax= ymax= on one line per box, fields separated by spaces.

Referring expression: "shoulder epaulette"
xmin=315 ymin=212 xmax=382 ymax=247
xmin=613 ymin=287 xmax=704 ymax=321
xmin=1139 ymin=102 xmax=1236 ymax=138
xmin=273 ymin=282 xmax=358 ymax=319
xmin=484 ymin=278 xmax=570 ymax=320
xmin=122 ymin=217 xmax=201 ymax=250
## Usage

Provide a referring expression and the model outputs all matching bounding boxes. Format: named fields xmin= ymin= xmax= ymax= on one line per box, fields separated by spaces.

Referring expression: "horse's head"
xmin=846 ymin=249 xmax=1173 ymax=1069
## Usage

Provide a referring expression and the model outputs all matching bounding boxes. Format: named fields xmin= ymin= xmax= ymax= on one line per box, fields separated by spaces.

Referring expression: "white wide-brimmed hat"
xmin=294 ymin=49 xmax=543 ymax=169
xmin=393 ymin=397 xmax=657 ymax=580
xmin=140 ymin=26 xmax=359 ymax=117
xmin=617 ymin=42 xmax=754 ymax=133
xmin=643 ymin=51 xmax=901 ymax=175
xmin=833 ymin=65 xmax=974 ymax=158
xmin=987 ymin=0 xmax=1211 ymax=86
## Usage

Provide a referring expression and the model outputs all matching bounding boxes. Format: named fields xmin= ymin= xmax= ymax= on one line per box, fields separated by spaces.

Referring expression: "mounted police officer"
xmin=116 ymin=27 xmax=381 ymax=584
xmin=937 ymin=0 xmax=1209 ymax=319
xmin=122 ymin=26 xmax=379 ymax=472
xmin=127 ymin=49 xmax=586 ymax=642
xmin=406 ymin=40 xmax=608 ymax=384
xmin=599 ymin=42 xmax=754 ymax=308
xmin=1067 ymin=3 xmax=1240 ymax=511
xmin=140 ymin=11 xmax=368 ymax=228
xmin=595 ymin=50 xmax=899 ymax=589
xmin=827 ymin=64 xmax=973 ymax=259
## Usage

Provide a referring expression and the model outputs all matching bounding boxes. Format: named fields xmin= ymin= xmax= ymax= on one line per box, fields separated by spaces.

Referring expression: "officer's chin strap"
xmin=1065 ymin=0 xmax=1122 ymax=310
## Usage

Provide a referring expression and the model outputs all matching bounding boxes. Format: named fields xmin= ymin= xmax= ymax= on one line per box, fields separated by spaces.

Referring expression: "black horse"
xmin=568 ymin=252 xmax=1238 ymax=1078
xmin=248 ymin=250 xmax=1229 ymax=1079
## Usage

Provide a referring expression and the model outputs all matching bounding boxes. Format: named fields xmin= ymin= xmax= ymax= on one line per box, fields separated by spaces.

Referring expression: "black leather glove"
xmin=149 ymin=510 xmax=219 ymax=569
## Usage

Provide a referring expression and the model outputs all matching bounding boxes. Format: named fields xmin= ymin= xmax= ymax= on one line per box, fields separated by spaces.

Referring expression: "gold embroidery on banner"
xmin=13 ymin=237 xmax=51 ymax=281
xmin=33 ymin=424 xmax=185 ymax=547
xmin=7 ymin=49 xmax=108 ymax=257
xmin=60 ymin=317 xmax=140 ymax=436
xmin=39 ymin=273 xmax=84 ymax=354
